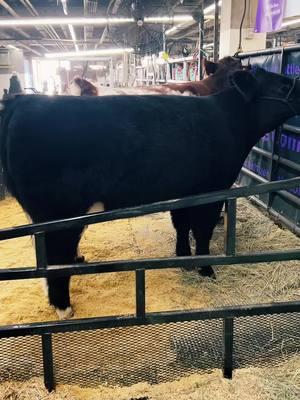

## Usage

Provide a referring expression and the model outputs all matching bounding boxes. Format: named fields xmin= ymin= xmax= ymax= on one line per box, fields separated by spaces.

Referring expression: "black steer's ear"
xmin=230 ymin=70 xmax=258 ymax=102
xmin=204 ymin=59 xmax=218 ymax=75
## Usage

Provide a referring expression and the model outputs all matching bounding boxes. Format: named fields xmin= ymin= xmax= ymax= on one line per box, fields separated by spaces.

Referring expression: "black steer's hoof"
xmin=197 ymin=266 xmax=216 ymax=279
xmin=76 ymin=255 xmax=85 ymax=263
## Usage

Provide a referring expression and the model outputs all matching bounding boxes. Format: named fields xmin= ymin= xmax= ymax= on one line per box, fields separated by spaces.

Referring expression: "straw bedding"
xmin=0 ymin=197 xmax=299 ymax=399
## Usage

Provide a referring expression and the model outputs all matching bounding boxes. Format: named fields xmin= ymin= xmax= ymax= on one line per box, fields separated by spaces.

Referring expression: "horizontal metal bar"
xmin=241 ymin=168 xmax=300 ymax=207
xmin=0 ymin=300 xmax=299 ymax=339
xmin=283 ymin=124 xmax=300 ymax=135
xmin=239 ymin=45 xmax=300 ymax=58
xmin=0 ymin=178 xmax=300 ymax=241
xmin=248 ymin=196 xmax=300 ymax=236
xmin=0 ymin=248 xmax=299 ymax=281
xmin=252 ymin=146 xmax=300 ymax=174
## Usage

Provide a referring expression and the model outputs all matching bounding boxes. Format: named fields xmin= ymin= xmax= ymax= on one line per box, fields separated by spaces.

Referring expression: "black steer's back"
xmin=2 ymin=93 xmax=247 ymax=219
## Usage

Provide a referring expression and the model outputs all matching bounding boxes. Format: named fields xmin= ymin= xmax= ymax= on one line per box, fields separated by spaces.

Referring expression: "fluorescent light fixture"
xmin=145 ymin=15 xmax=194 ymax=23
xmin=165 ymin=24 xmax=183 ymax=35
xmin=7 ymin=44 xmax=19 ymax=51
xmin=204 ymin=0 xmax=222 ymax=15
xmin=89 ymin=64 xmax=107 ymax=70
xmin=0 ymin=17 xmax=134 ymax=27
xmin=282 ymin=18 xmax=300 ymax=27
xmin=68 ymin=24 xmax=78 ymax=52
xmin=45 ymin=48 xmax=134 ymax=59
xmin=0 ymin=15 xmax=196 ymax=27
xmin=60 ymin=0 xmax=68 ymax=16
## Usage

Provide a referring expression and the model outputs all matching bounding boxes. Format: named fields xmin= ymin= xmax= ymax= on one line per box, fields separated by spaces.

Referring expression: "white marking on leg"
xmin=56 ymin=306 xmax=74 ymax=320
xmin=42 ymin=278 xmax=49 ymax=297
xmin=86 ymin=202 xmax=105 ymax=214
xmin=76 ymin=201 xmax=106 ymax=260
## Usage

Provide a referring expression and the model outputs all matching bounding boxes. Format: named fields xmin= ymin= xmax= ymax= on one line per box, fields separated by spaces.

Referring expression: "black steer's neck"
xmin=252 ymin=97 xmax=296 ymax=141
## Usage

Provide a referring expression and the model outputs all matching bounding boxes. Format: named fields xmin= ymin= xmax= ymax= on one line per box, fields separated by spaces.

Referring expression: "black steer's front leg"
xmin=171 ymin=209 xmax=192 ymax=269
xmin=45 ymin=228 xmax=83 ymax=319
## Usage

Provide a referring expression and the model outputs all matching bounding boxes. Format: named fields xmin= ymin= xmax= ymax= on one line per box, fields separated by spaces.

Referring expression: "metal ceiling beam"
xmin=84 ymin=0 xmax=98 ymax=50
xmin=0 ymin=0 xmax=31 ymax=39
xmin=19 ymin=0 xmax=66 ymax=51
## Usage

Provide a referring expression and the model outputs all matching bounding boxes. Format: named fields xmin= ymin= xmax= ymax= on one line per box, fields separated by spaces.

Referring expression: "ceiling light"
xmin=68 ymin=24 xmax=78 ymax=52
xmin=165 ymin=24 xmax=183 ymax=35
xmin=0 ymin=17 xmax=134 ymax=27
xmin=60 ymin=0 xmax=68 ymax=16
xmin=45 ymin=48 xmax=134 ymax=59
xmin=7 ymin=44 xmax=19 ymax=51
xmin=144 ymin=15 xmax=194 ymax=23
xmin=89 ymin=64 xmax=107 ymax=70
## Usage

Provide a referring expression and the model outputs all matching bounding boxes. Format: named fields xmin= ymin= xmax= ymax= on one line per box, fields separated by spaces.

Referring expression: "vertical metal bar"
xmin=136 ymin=269 xmax=146 ymax=318
xmin=213 ymin=0 xmax=219 ymax=62
xmin=268 ymin=48 xmax=284 ymax=209
xmin=198 ymin=3 xmax=204 ymax=80
xmin=35 ymin=231 xmax=47 ymax=269
xmin=223 ymin=317 xmax=234 ymax=379
xmin=42 ymin=333 xmax=55 ymax=392
xmin=224 ymin=199 xmax=237 ymax=256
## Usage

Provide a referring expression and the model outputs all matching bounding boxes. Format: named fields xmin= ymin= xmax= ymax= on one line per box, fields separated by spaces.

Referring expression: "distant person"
xmin=2 ymin=88 xmax=9 ymax=101
xmin=9 ymin=72 xmax=23 ymax=95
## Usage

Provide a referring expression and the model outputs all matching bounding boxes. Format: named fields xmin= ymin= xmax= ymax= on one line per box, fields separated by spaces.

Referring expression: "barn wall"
xmin=0 ymin=48 xmax=25 ymax=96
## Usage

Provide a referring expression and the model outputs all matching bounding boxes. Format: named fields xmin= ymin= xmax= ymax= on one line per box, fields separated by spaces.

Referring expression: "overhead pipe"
xmin=0 ymin=0 xmax=31 ymax=39
xmin=19 ymin=0 xmax=66 ymax=51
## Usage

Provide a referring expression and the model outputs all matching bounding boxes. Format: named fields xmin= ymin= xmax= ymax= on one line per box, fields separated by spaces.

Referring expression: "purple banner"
xmin=254 ymin=0 xmax=285 ymax=33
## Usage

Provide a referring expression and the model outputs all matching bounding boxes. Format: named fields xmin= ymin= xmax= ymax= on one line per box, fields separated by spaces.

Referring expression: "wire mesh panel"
xmin=0 ymin=335 xmax=43 ymax=382
xmin=53 ymin=319 xmax=223 ymax=387
xmin=234 ymin=312 xmax=300 ymax=369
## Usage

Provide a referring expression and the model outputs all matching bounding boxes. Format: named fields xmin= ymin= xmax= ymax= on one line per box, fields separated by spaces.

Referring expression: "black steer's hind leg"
xmin=45 ymin=228 xmax=83 ymax=319
xmin=193 ymin=230 xmax=215 ymax=278
xmin=190 ymin=202 xmax=224 ymax=279
xmin=171 ymin=209 xmax=192 ymax=269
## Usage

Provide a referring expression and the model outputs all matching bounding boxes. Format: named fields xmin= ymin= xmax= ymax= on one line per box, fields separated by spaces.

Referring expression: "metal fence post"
xmin=223 ymin=317 xmax=234 ymax=379
xmin=35 ymin=232 xmax=47 ymax=269
xmin=42 ymin=333 xmax=55 ymax=392
xmin=224 ymin=199 xmax=237 ymax=256
xmin=136 ymin=269 xmax=146 ymax=318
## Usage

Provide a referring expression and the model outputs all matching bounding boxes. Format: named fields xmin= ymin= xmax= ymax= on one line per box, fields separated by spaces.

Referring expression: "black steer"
xmin=1 ymin=68 xmax=299 ymax=318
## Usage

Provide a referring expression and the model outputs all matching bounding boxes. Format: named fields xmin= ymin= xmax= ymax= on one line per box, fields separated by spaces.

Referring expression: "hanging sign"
xmin=254 ymin=0 xmax=286 ymax=33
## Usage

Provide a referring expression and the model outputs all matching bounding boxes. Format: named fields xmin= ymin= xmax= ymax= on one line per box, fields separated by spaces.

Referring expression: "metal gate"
xmin=238 ymin=46 xmax=300 ymax=235
xmin=0 ymin=177 xmax=299 ymax=391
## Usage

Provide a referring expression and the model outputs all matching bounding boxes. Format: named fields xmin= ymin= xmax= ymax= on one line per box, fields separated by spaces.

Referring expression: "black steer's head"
xmin=230 ymin=67 xmax=300 ymax=116
xmin=229 ymin=67 xmax=300 ymax=136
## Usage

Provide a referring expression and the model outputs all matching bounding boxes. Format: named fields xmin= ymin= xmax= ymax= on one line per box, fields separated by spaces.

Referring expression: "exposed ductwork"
xmin=19 ymin=0 xmax=66 ymax=51
xmin=84 ymin=0 xmax=98 ymax=50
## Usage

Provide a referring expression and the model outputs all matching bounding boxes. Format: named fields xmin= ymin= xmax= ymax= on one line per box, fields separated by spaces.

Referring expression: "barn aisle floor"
xmin=0 ymin=197 xmax=299 ymax=325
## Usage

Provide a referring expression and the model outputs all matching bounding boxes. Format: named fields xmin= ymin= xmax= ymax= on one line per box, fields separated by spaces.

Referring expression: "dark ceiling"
xmin=0 ymin=0 xmax=211 ymax=56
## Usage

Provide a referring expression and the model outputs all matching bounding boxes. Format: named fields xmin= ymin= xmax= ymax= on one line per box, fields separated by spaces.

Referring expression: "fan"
xmin=105 ymin=0 xmax=173 ymax=56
